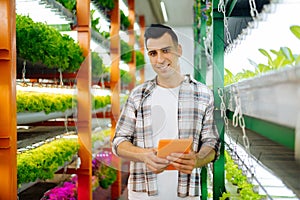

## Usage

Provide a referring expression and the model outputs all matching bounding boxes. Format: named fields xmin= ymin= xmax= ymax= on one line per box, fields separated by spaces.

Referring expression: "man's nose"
xmin=157 ymin=51 xmax=165 ymax=63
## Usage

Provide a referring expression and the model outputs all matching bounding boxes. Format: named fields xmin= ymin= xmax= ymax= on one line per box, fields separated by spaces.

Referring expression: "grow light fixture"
xmin=160 ymin=1 xmax=168 ymax=22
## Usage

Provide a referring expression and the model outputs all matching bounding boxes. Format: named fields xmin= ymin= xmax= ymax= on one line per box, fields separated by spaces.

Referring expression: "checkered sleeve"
xmin=111 ymin=94 xmax=137 ymax=157
xmin=200 ymin=89 xmax=220 ymax=159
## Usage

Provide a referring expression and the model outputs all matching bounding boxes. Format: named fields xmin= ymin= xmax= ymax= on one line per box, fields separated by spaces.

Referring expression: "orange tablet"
xmin=157 ymin=138 xmax=193 ymax=170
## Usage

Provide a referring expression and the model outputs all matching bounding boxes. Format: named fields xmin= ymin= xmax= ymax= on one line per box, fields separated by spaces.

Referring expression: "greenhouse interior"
xmin=1 ymin=0 xmax=300 ymax=199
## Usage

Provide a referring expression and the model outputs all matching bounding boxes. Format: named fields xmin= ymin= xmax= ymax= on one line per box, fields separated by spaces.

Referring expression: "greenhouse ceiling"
xmin=134 ymin=0 xmax=270 ymax=44
xmin=16 ymin=0 xmax=271 ymax=44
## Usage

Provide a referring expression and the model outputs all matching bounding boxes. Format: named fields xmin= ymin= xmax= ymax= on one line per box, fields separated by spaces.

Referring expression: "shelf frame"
xmin=0 ymin=0 xmax=18 ymax=198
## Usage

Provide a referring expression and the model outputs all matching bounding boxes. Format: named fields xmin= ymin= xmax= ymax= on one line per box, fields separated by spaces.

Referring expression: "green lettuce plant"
xmin=17 ymin=138 xmax=79 ymax=187
xmin=92 ymin=150 xmax=117 ymax=189
xmin=17 ymin=91 xmax=74 ymax=114
xmin=135 ymin=50 xmax=145 ymax=70
xmin=121 ymin=40 xmax=133 ymax=63
xmin=56 ymin=0 xmax=76 ymax=11
xmin=17 ymin=91 xmax=111 ymax=114
xmin=16 ymin=14 xmax=84 ymax=72
xmin=220 ymin=151 xmax=264 ymax=200
xmin=120 ymin=10 xmax=130 ymax=30
xmin=92 ymin=129 xmax=111 ymax=148
xmin=225 ymin=25 xmax=300 ymax=86
xmin=92 ymin=51 xmax=106 ymax=77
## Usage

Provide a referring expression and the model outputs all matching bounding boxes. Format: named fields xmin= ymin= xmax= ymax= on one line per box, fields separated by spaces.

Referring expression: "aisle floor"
xmin=226 ymin=123 xmax=300 ymax=199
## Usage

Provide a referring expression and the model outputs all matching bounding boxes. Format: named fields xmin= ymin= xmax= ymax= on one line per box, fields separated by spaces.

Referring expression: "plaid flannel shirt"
xmin=112 ymin=74 xmax=220 ymax=197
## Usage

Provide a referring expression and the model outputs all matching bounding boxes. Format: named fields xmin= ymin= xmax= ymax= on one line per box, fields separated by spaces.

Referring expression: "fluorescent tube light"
xmin=160 ymin=1 xmax=168 ymax=22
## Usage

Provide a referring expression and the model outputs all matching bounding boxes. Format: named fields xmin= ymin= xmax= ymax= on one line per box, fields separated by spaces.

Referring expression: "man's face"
xmin=146 ymin=33 xmax=182 ymax=79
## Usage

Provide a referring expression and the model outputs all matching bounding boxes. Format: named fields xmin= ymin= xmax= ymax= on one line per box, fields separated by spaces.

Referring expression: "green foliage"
xmin=55 ymin=0 xmax=76 ymax=12
xmin=205 ymin=6 xmax=212 ymax=26
xmin=225 ymin=25 xmax=300 ymax=86
xmin=135 ymin=33 xmax=140 ymax=44
xmin=121 ymin=40 xmax=133 ymax=63
xmin=221 ymin=151 xmax=264 ymax=200
xmin=92 ymin=52 xmax=106 ymax=77
xmin=101 ymin=31 xmax=110 ymax=39
xmin=17 ymin=91 xmax=111 ymax=113
xmin=195 ymin=0 xmax=212 ymax=26
xmin=135 ymin=50 xmax=145 ymax=70
xmin=224 ymin=68 xmax=259 ymax=86
xmin=91 ymin=9 xmax=100 ymax=31
xmin=92 ymin=129 xmax=111 ymax=148
xmin=57 ymin=0 xmax=115 ymax=13
xmin=104 ymin=65 xmax=132 ymax=84
xmin=219 ymin=191 xmax=231 ymax=200
xmin=17 ymin=91 xmax=74 ymax=114
xmin=120 ymin=10 xmax=130 ymax=30
xmin=103 ymin=66 xmax=132 ymax=84
xmin=17 ymin=138 xmax=79 ymax=186
xmin=16 ymin=14 xmax=84 ymax=72
xmin=120 ymin=69 xmax=132 ymax=84
xmin=224 ymin=68 xmax=235 ymax=86
xmin=92 ymin=151 xmax=117 ymax=189
xmin=92 ymin=95 xmax=111 ymax=110
xmin=93 ymin=0 xmax=115 ymax=10
xmin=290 ymin=25 xmax=300 ymax=40
xmin=258 ymin=47 xmax=297 ymax=70
xmin=97 ymin=165 xmax=117 ymax=189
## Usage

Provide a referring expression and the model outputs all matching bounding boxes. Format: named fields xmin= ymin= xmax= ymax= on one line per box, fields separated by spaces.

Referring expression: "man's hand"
xmin=166 ymin=146 xmax=216 ymax=174
xmin=116 ymin=141 xmax=170 ymax=174
xmin=166 ymin=151 xmax=197 ymax=174
xmin=141 ymin=148 xmax=170 ymax=174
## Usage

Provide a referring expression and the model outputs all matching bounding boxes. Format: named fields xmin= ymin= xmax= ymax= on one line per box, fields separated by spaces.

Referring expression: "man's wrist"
xmin=195 ymin=147 xmax=216 ymax=168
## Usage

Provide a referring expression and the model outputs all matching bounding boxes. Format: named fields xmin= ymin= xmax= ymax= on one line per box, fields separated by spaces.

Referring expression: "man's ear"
xmin=177 ymin=44 xmax=183 ymax=57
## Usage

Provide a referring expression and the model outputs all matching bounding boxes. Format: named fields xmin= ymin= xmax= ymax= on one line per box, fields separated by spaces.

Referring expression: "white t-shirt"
xmin=128 ymin=85 xmax=198 ymax=200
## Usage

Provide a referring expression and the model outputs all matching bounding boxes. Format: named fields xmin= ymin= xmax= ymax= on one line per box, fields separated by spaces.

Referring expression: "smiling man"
xmin=112 ymin=24 xmax=220 ymax=199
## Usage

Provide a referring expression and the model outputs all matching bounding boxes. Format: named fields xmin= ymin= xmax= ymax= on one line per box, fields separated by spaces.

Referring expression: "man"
xmin=112 ymin=24 xmax=220 ymax=199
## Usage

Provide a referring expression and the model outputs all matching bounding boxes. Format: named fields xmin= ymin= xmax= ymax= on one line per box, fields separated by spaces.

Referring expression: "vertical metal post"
xmin=194 ymin=3 xmax=207 ymax=84
xmin=194 ymin=1 xmax=209 ymax=199
xmin=200 ymin=167 xmax=208 ymax=200
xmin=110 ymin=0 xmax=121 ymax=199
xmin=139 ymin=15 xmax=145 ymax=83
xmin=0 ymin=0 xmax=17 ymax=199
xmin=76 ymin=0 xmax=92 ymax=199
xmin=212 ymin=0 xmax=225 ymax=199
xmin=193 ymin=0 xmax=201 ymax=82
xmin=199 ymin=5 xmax=207 ymax=84
xmin=128 ymin=0 xmax=136 ymax=90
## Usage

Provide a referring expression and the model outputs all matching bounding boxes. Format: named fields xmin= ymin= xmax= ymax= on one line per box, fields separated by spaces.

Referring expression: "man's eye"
xmin=148 ymin=51 xmax=157 ymax=57
xmin=162 ymin=48 xmax=171 ymax=53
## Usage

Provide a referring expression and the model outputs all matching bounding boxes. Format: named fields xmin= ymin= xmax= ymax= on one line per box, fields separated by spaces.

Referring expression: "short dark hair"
xmin=144 ymin=24 xmax=178 ymax=48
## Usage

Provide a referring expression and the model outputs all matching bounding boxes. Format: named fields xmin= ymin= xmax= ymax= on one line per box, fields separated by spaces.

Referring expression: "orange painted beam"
xmin=139 ymin=15 xmax=145 ymax=83
xmin=76 ymin=0 xmax=92 ymax=200
xmin=110 ymin=0 xmax=120 ymax=141
xmin=110 ymin=0 xmax=122 ymax=199
xmin=0 ymin=0 xmax=17 ymax=199
xmin=128 ymin=0 xmax=136 ymax=90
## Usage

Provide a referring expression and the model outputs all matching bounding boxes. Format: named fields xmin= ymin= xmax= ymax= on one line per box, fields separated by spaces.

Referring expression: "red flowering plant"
xmin=41 ymin=150 xmax=116 ymax=199
xmin=92 ymin=150 xmax=117 ymax=189
xmin=41 ymin=176 xmax=77 ymax=200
